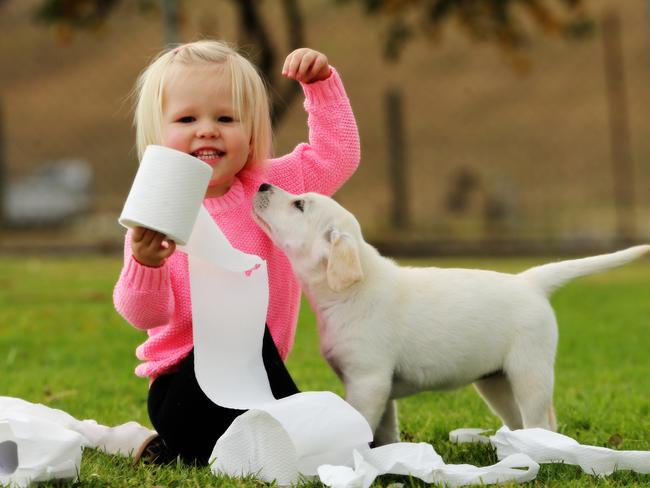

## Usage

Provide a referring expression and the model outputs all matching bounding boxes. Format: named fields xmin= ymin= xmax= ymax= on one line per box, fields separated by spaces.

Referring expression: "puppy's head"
xmin=252 ymin=184 xmax=363 ymax=292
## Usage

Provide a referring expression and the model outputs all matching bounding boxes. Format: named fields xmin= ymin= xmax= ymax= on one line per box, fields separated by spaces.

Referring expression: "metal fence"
xmin=1 ymin=0 xmax=649 ymax=255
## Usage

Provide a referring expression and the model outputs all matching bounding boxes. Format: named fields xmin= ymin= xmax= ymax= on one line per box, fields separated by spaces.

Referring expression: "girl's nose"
xmin=197 ymin=121 xmax=219 ymax=138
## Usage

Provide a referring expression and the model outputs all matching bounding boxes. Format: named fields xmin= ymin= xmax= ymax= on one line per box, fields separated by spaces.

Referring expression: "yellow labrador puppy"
xmin=252 ymin=183 xmax=649 ymax=446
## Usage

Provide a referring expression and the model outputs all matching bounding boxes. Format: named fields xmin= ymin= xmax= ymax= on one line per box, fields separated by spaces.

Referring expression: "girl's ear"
xmin=245 ymin=135 xmax=255 ymax=168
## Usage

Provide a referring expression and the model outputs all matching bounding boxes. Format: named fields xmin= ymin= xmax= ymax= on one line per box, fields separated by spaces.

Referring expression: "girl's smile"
xmin=192 ymin=146 xmax=226 ymax=166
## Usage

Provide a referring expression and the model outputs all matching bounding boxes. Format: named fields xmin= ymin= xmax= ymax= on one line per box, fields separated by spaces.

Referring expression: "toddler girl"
xmin=113 ymin=40 xmax=360 ymax=465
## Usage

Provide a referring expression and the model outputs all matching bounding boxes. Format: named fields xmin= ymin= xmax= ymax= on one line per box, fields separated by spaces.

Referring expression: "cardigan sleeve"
xmin=267 ymin=67 xmax=360 ymax=196
xmin=113 ymin=230 xmax=175 ymax=330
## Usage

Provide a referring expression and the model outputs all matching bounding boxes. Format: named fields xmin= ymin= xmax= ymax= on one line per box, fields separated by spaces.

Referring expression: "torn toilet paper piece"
xmin=317 ymin=443 xmax=539 ymax=488
xmin=181 ymin=207 xmax=276 ymax=409
xmin=0 ymin=396 xmax=155 ymax=487
xmin=450 ymin=426 xmax=650 ymax=477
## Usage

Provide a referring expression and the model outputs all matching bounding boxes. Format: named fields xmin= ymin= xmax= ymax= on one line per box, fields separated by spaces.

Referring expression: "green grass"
xmin=1 ymin=255 xmax=650 ymax=487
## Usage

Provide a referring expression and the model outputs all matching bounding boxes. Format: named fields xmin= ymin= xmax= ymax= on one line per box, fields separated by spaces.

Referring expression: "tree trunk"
xmin=602 ymin=10 xmax=636 ymax=243
xmin=233 ymin=0 xmax=304 ymax=126
xmin=385 ymin=87 xmax=409 ymax=229
xmin=161 ymin=0 xmax=179 ymax=46
xmin=0 ymin=99 xmax=5 ymax=227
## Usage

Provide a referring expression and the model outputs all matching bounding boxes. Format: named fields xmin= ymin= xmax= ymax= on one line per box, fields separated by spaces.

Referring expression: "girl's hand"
xmin=130 ymin=227 xmax=176 ymax=268
xmin=282 ymin=48 xmax=331 ymax=84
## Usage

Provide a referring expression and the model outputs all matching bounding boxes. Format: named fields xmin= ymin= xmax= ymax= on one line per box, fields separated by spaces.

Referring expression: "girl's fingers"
xmin=150 ymin=234 xmax=176 ymax=260
xmin=131 ymin=237 xmax=174 ymax=267
xmin=160 ymin=240 xmax=176 ymax=259
xmin=282 ymin=49 xmax=329 ymax=83
xmin=284 ymin=51 xmax=303 ymax=78
xmin=282 ymin=52 xmax=293 ymax=75
xmin=139 ymin=229 xmax=158 ymax=247
xmin=131 ymin=226 xmax=146 ymax=242
xmin=283 ymin=48 xmax=315 ymax=79
xmin=311 ymin=56 xmax=330 ymax=80
xmin=297 ymin=52 xmax=318 ymax=80
xmin=149 ymin=232 xmax=165 ymax=250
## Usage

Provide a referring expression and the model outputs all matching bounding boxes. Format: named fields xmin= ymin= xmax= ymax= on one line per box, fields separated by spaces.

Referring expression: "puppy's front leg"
xmin=344 ymin=373 xmax=393 ymax=441
xmin=374 ymin=399 xmax=399 ymax=446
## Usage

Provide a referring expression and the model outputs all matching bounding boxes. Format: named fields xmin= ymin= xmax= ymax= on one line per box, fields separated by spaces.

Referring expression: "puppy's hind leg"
xmin=373 ymin=399 xmax=399 ymax=446
xmin=473 ymin=373 xmax=523 ymax=430
xmin=507 ymin=360 xmax=555 ymax=431
xmin=506 ymin=308 xmax=558 ymax=431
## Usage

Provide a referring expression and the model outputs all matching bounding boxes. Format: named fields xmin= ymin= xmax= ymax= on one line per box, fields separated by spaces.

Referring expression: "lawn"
xmin=1 ymin=255 xmax=649 ymax=487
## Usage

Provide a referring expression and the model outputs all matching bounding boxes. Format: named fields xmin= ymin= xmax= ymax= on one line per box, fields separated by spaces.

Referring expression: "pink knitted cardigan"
xmin=113 ymin=68 xmax=360 ymax=379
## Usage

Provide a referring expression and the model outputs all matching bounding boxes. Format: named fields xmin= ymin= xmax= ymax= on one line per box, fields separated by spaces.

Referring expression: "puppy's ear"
xmin=326 ymin=228 xmax=363 ymax=292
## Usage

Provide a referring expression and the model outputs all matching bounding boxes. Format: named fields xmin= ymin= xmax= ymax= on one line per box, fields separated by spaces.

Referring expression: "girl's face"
xmin=161 ymin=64 xmax=252 ymax=198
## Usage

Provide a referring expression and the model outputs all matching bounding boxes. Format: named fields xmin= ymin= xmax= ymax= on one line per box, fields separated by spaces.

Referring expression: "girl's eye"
xmin=177 ymin=116 xmax=195 ymax=123
xmin=218 ymin=116 xmax=234 ymax=123
xmin=293 ymin=200 xmax=305 ymax=212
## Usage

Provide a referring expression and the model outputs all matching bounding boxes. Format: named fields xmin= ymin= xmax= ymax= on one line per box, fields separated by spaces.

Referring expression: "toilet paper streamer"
xmin=450 ymin=426 xmax=650 ymax=477
xmin=318 ymin=445 xmax=539 ymax=488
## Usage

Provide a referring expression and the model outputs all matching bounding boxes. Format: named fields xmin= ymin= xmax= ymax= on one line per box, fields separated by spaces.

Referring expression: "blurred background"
xmin=1 ymin=0 xmax=648 ymax=256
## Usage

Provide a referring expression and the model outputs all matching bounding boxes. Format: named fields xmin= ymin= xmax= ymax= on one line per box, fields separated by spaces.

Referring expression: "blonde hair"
xmin=133 ymin=40 xmax=273 ymax=167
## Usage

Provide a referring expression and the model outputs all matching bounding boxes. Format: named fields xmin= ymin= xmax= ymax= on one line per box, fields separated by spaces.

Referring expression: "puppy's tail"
xmin=519 ymin=244 xmax=650 ymax=296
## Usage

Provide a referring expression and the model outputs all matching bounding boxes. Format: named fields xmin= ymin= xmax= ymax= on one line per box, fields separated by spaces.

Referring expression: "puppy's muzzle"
xmin=255 ymin=183 xmax=274 ymax=210
xmin=258 ymin=183 xmax=274 ymax=193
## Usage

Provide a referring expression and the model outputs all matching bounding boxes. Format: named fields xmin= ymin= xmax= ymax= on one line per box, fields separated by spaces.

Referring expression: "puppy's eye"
xmin=292 ymin=199 xmax=305 ymax=212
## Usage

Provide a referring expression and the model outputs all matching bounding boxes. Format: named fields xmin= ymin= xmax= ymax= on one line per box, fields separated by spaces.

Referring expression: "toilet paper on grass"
xmin=451 ymin=427 xmax=650 ymax=477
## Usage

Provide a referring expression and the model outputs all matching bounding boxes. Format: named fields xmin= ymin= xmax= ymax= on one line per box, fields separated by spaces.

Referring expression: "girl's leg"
xmin=148 ymin=350 xmax=245 ymax=465
xmin=262 ymin=326 xmax=300 ymax=399
xmin=147 ymin=326 xmax=299 ymax=465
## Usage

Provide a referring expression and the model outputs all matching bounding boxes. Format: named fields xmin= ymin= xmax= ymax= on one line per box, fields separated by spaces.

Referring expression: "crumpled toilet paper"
xmin=0 ymin=396 xmax=155 ymax=487
xmin=0 ymin=416 xmax=82 ymax=488
xmin=450 ymin=426 xmax=650 ymax=477
xmin=318 ymin=443 xmax=539 ymax=488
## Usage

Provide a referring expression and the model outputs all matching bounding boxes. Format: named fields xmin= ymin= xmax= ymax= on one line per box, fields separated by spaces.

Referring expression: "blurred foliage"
xmin=34 ymin=0 xmax=117 ymax=28
xmin=26 ymin=0 xmax=595 ymax=111
xmin=31 ymin=0 xmax=594 ymax=59
xmin=29 ymin=0 xmax=304 ymax=125
xmin=338 ymin=0 xmax=594 ymax=61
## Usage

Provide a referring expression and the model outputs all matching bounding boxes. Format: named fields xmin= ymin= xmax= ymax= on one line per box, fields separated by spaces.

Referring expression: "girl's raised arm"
xmin=269 ymin=60 xmax=360 ymax=196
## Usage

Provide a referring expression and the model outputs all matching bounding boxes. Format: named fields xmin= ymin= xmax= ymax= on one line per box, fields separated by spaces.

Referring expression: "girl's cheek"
xmin=161 ymin=127 xmax=188 ymax=152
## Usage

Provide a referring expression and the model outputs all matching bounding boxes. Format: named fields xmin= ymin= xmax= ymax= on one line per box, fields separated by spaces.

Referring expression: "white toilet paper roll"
xmin=211 ymin=392 xmax=373 ymax=485
xmin=118 ymin=145 xmax=212 ymax=245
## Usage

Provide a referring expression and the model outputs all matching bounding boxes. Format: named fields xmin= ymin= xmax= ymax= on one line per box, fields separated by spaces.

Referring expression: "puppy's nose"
xmin=258 ymin=183 xmax=272 ymax=192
